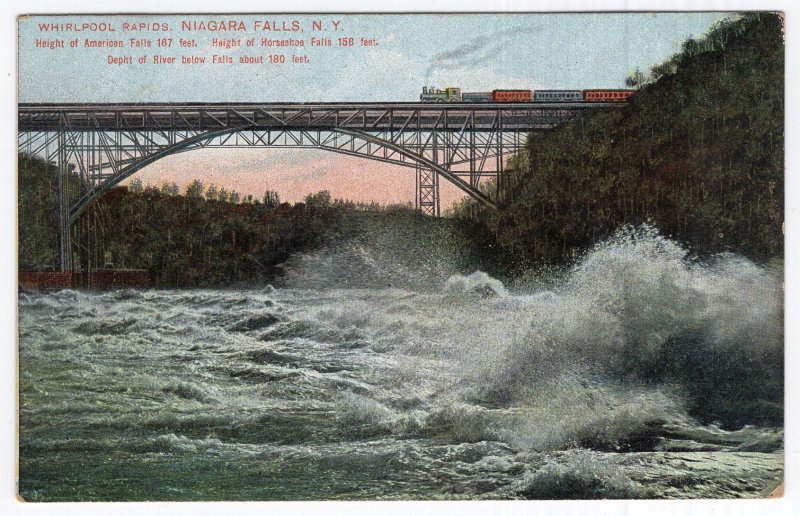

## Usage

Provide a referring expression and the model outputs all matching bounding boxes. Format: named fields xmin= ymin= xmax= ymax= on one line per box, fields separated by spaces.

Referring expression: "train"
xmin=419 ymin=86 xmax=635 ymax=103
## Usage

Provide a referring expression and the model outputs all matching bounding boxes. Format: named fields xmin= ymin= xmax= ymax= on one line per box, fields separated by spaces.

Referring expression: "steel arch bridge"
xmin=18 ymin=101 xmax=621 ymax=270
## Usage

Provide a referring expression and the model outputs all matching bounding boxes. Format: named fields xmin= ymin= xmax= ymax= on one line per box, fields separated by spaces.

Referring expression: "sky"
xmin=18 ymin=12 xmax=732 ymax=208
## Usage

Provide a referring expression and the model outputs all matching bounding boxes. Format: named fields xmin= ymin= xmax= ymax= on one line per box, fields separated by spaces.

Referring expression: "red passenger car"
xmin=583 ymin=89 xmax=636 ymax=102
xmin=492 ymin=89 xmax=533 ymax=102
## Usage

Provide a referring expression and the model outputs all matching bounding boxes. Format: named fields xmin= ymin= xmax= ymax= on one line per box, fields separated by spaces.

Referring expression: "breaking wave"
xmin=444 ymin=271 xmax=507 ymax=297
xmin=480 ymin=225 xmax=783 ymax=432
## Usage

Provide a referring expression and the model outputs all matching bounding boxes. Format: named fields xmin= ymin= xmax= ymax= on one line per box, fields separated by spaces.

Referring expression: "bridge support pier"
xmin=415 ymin=164 xmax=440 ymax=217
xmin=50 ymin=130 xmax=71 ymax=272
xmin=57 ymin=131 xmax=72 ymax=272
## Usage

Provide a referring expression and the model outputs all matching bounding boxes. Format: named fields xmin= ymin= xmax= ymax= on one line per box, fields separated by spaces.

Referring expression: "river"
xmin=18 ymin=227 xmax=783 ymax=500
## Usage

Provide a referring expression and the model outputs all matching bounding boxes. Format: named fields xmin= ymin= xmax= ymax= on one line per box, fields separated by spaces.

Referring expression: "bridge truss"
xmin=18 ymin=102 xmax=617 ymax=270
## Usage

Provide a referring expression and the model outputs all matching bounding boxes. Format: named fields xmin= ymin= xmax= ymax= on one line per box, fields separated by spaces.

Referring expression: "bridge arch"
xmin=67 ymin=126 xmax=499 ymax=224
xmin=20 ymin=101 xmax=612 ymax=270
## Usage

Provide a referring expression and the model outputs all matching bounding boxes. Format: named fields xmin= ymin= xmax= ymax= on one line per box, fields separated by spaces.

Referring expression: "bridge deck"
xmin=18 ymin=102 xmax=624 ymax=132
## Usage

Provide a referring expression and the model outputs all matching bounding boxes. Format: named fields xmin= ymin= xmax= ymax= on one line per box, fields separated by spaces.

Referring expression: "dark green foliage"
xmin=184 ymin=179 xmax=205 ymax=198
xmin=18 ymin=154 xmax=59 ymax=269
xmin=263 ymin=190 xmax=280 ymax=207
xmin=457 ymin=13 xmax=784 ymax=269
xmin=74 ymin=187 xmax=344 ymax=287
xmin=18 ymin=153 xmax=90 ymax=269
xmin=18 ymin=147 xmax=500 ymax=288
xmin=64 ymin=186 xmax=498 ymax=289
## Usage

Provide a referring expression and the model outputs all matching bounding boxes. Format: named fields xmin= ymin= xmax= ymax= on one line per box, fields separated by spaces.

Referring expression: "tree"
xmin=305 ymin=190 xmax=331 ymax=208
xmin=263 ymin=189 xmax=280 ymax=208
xmin=206 ymin=184 xmax=219 ymax=201
xmin=230 ymin=190 xmax=241 ymax=204
xmin=129 ymin=177 xmax=144 ymax=193
xmin=625 ymin=67 xmax=647 ymax=89
xmin=18 ymin=154 xmax=58 ymax=268
xmin=185 ymin=179 xmax=205 ymax=198
xmin=649 ymin=60 xmax=677 ymax=82
xmin=160 ymin=181 xmax=179 ymax=197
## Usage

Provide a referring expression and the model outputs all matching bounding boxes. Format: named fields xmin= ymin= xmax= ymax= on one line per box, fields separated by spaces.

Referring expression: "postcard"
xmin=16 ymin=10 xmax=784 ymax=502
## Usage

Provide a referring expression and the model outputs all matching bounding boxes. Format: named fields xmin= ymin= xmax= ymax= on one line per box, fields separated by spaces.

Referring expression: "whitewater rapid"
xmin=18 ymin=228 xmax=783 ymax=500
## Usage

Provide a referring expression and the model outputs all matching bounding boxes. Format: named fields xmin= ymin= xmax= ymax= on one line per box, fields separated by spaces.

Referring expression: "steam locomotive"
xmin=419 ymin=86 xmax=635 ymax=103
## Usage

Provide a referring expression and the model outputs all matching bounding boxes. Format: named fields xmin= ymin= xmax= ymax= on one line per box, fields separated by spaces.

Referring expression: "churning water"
xmin=18 ymin=227 xmax=783 ymax=500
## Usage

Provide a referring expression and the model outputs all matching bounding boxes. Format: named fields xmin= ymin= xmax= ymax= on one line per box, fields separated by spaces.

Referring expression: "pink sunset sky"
xmin=125 ymin=148 xmax=470 ymax=211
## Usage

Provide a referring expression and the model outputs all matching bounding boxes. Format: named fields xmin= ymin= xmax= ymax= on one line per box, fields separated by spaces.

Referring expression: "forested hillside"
xmin=455 ymin=13 xmax=784 ymax=269
xmin=18 ymin=153 xmax=498 ymax=287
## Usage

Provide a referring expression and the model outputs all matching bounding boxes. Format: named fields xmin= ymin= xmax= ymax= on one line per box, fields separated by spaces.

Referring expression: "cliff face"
xmin=460 ymin=13 xmax=784 ymax=269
